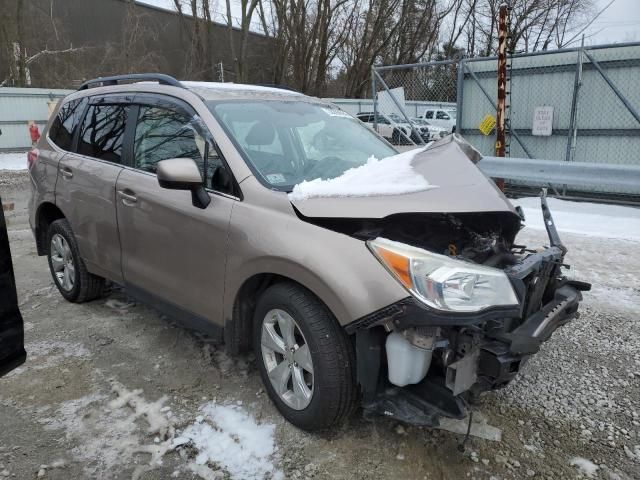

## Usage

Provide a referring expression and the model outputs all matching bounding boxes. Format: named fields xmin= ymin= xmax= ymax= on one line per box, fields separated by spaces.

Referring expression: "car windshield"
xmin=208 ymin=100 xmax=397 ymax=190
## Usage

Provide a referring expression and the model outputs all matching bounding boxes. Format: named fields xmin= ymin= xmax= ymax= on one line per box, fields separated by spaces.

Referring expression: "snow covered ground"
xmin=0 ymin=152 xmax=28 ymax=171
xmin=515 ymin=196 xmax=640 ymax=242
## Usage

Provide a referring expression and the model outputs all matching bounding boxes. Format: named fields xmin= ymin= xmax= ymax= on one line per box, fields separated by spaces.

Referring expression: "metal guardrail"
xmin=477 ymin=157 xmax=640 ymax=195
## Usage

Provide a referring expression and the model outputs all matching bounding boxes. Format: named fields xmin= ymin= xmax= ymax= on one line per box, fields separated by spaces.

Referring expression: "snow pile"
xmin=0 ymin=152 xmax=27 ymax=171
xmin=514 ymin=196 xmax=640 ymax=242
xmin=288 ymin=147 xmax=435 ymax=201
xmin=173 ymin=402 xmax=282 ymax=480
xmin=569 ymin=457 xmax=599 ymax=477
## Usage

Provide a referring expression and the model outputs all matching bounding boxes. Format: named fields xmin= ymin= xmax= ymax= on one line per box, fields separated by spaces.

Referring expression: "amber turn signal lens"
xmin=372 ymin=245 xmax=413 ymax=290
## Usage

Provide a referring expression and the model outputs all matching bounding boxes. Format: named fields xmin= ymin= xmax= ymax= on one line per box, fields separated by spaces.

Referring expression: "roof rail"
xmin=78 ymin=73 xmax=184 ymax=91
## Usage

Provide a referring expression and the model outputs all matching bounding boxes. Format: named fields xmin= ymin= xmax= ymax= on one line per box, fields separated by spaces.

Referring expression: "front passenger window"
xmin=134 ymin=106 xmax=233 ymax=194
xmin=134 ymin=106 xmax=203 ymax=173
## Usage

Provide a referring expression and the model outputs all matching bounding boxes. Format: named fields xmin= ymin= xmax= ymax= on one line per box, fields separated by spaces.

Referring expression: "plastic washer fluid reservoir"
xmin=385 ymin=331 xmax=433 ymax=387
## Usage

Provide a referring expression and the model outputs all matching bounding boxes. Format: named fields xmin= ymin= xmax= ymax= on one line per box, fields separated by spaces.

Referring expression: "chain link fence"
xmin=372 ymin=42 xmax=640 ymax=202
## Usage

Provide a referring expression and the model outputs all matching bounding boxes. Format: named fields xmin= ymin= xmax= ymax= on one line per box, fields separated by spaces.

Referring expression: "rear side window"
xmin=48 ymin=98 xmax=87 ymax=151
xmin=77 ymin=104 xmax=127 ymax=163
xmin=425 ymin=111 xmax=434 ymax=119
xmin=436 ymin=111 xmax=450 ymax=120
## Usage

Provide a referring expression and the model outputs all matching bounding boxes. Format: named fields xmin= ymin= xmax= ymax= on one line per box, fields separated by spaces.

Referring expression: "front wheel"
xmin=47 ymin=219 xmax=104 ymax=303
xmin=253 ymin=282 xmax=357 ymax=431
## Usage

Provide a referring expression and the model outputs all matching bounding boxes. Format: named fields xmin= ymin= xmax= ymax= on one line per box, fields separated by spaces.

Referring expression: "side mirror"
xmin=156 ymin=158 xmax=211 ymax=209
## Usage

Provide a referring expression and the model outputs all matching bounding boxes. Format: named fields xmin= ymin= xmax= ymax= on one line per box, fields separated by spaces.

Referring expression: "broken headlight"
xmin=368 ymin=238 xmax=519 ymax=312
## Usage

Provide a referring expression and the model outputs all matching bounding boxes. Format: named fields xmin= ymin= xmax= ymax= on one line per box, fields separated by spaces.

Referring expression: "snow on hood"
xmin=289 ymin=135 xmax=519 ymax=219
xmin=288 ymin=146 xmax=436 ymax=202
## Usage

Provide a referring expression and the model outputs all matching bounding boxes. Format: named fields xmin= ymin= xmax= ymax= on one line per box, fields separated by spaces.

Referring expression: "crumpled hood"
xmin=290 ymin=135 xmax=519 ymax=219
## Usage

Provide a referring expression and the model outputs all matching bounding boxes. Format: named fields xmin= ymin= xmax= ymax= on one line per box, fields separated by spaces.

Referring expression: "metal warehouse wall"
xmin=0 ymin=88 xmax=71 ymax=152
xmin=459 ymin=44 xmax=640 ymax=167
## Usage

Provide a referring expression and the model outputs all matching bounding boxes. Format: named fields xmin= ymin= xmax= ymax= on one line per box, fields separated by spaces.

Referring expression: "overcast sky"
xmin=138 ymin=0 xmax=639 ymax=46
xmin=582 ymin=0 xmax=640 ymax=45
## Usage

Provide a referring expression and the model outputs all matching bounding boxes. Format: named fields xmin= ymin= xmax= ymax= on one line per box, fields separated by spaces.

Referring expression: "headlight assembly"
xmin=368 ymin=238 xmax=519 ymax=313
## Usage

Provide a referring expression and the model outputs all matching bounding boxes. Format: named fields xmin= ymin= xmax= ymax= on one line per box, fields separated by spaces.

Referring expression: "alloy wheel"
xmin=50 ymin=233 xmax=75 ymax=291
xmin=260 ymin=309 xmax=314 ymax=410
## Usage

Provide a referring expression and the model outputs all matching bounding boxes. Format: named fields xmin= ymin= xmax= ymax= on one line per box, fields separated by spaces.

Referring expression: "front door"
xmin=55 ymin=97 xmax=131 ymax=282
xmin=115 ymin=99 xmax=235 ymax=328
xmin=0 ymin=196 xmax=26 ymax=376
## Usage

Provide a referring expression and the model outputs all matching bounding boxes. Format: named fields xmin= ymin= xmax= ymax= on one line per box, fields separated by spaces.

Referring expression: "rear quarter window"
xmin=48 ymin=97 xmax=88 ymax=151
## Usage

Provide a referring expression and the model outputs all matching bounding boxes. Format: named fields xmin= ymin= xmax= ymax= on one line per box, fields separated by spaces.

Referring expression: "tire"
xmin=46 ymin=218 xmax=104 ymax=303
xmin=253 ymin=282 xmax=357 ymax=431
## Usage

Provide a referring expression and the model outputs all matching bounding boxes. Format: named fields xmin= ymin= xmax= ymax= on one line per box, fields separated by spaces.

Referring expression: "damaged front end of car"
xmin=289 ymin=135 xmax=591 ymax=427
xmin=344 ymin=192 xmax=590 ymax=427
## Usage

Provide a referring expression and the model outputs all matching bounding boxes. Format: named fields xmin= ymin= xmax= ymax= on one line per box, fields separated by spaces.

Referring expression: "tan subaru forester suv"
xmin=28 ymin=74 xmax=588 ymax=431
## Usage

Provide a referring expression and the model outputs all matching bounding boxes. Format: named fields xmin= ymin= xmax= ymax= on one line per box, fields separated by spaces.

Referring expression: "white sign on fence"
xmin=377 ymin=87 xmax=406 ymax=116
xmin=532 ymin=106 xmax=554 ymax=136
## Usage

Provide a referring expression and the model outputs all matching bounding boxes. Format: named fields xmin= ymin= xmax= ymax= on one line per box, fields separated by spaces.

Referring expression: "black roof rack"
xmin=78 ymin=73 xmax=184 ymax=91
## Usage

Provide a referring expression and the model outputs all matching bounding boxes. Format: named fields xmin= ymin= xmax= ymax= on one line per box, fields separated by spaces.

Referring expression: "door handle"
xmin=118 ymin=190 xmax=137 ymax=204
xmin=60 ymin=167 xmax=73 ymax=179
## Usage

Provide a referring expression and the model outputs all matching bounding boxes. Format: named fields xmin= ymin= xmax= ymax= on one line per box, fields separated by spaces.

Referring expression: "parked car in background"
xmin=356 ymin=112 xmax=429 ymax=145
xmin=422 ymin=108 xmax=456 ymax=132
xmin=411 ymin=117 xmax=448 ymax=141
xmin=29 ymin=74 xmax=588 ymax=433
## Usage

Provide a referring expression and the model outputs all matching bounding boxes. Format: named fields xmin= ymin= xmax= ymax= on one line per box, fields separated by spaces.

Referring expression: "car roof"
xmin=181 ymin=81 xmax=305 ymax=101
xmin=69 ymin=80 xmax=314 ymax=103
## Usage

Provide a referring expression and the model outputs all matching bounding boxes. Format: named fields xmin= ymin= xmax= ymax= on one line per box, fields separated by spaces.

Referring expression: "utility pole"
xmin=495 ymin=3 xmax=508 ymax=190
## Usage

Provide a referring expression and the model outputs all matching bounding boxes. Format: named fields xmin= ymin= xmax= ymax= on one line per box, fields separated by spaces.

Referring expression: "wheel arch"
xmin=224 ymin=268 xmax=350 ymax=355
xmin=35 ymin=202 xmax=66 ymax=255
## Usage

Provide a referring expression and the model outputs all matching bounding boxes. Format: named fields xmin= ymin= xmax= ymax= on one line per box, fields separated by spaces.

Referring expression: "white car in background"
xmin=422 ymin=108 xmax=456 ymax=133
xmin=411 ymin=118 xmax=448 ymax=141
xmin=356 ymin=112 xmax=423 ymax=144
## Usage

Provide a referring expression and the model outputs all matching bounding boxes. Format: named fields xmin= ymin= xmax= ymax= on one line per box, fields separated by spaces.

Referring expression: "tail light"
xmin=27 ymin=148 xmax=39 ymax=170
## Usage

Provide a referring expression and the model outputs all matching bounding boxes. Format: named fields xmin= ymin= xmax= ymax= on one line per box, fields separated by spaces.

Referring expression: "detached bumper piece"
xmin=363 ymin=377 xmax=466 ymax=427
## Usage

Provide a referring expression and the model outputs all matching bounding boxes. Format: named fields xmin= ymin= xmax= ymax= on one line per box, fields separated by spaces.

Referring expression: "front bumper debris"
xmin=351 ymin=190 xmax=591 ymax=427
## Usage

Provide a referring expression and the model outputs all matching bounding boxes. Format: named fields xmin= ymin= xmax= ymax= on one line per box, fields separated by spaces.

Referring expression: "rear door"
xmin=0 ymin=197 xmax=26 ymax=377
xmin=115 ymin=95 xmax=235 ymax=328
xmin=55 ymin=96 xmax=132 ymax=283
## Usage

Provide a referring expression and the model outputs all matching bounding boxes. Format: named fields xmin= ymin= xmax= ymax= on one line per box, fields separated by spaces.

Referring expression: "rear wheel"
xmin=253 ymin=282 xmax=357 ymax=431
xmin=47 ymin=219 xmax=104 ymax=303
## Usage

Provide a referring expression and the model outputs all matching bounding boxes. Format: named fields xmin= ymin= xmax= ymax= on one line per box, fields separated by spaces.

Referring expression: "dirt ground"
xmin=1 ymin=170 xmax=638 ymax=480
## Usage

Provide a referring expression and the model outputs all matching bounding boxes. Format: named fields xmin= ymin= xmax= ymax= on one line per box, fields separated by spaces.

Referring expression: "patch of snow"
xmin=6 ymin=340 xmax=91 ymax=375
xmin=173 ymin=402 xmax=282 ymax=480
xmin=0 ymin=152 xmax=28 ymax=171
xmin=40 ymin=382 xmax=176 ymax=478
xmin=288 ymin=147 xmax=435 ymax=201
xmin=569 ymin=457 xmax=599 ymax=477
xmin=514 ymin=197 xmax=640 ymax=242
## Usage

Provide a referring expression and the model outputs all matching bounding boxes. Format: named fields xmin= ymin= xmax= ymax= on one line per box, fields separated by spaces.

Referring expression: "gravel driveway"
xmin=1 ymin=170 xmax=638 ymax=480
